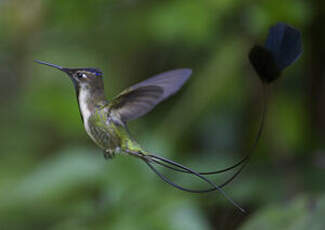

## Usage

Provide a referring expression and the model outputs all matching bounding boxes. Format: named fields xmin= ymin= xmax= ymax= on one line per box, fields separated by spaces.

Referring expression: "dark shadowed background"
xmin=1 ymin=0 xmax=324 ymax=229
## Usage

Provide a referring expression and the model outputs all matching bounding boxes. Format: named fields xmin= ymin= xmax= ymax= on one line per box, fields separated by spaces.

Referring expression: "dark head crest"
xmin=82 ymin=68 xmax=103 ymax=77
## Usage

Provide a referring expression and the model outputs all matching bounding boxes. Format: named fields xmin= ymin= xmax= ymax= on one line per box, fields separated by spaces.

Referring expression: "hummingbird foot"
xmin=103 ymin=151 xmax=115 ymax=160
xmin=103 ymin=147 xmax=122 ymax=160
xmin=103 ymin=150 xmax=115 ymax=160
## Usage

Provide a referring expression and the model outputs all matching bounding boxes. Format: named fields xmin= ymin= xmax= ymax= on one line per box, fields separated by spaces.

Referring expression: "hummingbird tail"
xmin=140 ymin=83 xmax=268 ymax=179
xmin=148 ymin=153 xmax=249 ymax=188
xmin=122 ymin=81 xmax=268 ymax=214
xmin=195 ymin=82 xmax=268 ymax=176
xmin=124 ymin=149 xmax=246 ymax=213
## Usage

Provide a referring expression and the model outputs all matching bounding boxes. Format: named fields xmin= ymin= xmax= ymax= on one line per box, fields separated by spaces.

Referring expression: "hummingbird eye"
xmin=76 ymin=72 xmax=87 ymax=79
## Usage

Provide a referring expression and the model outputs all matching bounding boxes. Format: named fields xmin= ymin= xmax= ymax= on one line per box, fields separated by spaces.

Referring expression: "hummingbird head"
xmin=35 ymin=60 xmax=104 ymax=91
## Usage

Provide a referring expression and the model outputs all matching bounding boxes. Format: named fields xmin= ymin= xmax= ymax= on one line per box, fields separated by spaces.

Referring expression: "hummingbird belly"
xmin=86 ymin=110 xmax=122 ymax=153
xmin=86 ymin=108 xmax=144 ymax=158
xmin=89 ymin=125 xmax=119 ymax=151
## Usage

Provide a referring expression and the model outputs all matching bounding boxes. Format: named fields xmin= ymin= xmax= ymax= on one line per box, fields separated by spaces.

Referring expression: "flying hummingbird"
xmin=35 ymin=60 xmax=246 ymax=212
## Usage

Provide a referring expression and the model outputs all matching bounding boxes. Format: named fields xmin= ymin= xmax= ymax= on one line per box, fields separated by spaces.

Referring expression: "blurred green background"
xmin=1 ymin=0 xmax=324 ymax=229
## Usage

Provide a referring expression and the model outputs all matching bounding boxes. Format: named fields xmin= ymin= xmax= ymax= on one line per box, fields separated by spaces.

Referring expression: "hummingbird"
xmin=35 ymin=60 xmax=246 ymax=212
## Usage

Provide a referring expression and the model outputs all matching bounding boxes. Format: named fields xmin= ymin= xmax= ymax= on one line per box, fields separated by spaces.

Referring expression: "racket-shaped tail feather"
xmin=249 ymin=23 xmax=302 ymax=83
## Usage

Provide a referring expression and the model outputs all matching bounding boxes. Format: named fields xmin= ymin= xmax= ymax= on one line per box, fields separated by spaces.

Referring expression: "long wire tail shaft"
xmin=124 ymin=149 xmax=246 ymax=213
xmin=197 ymin=83 xmax=268 ymax=175
xmin=147 ymin=83 xmax=268 ymax=177
xmin=149 ymin=153 xmax=249 ymax=188
xmin=123 ymin=83 xmax=268 ymax=212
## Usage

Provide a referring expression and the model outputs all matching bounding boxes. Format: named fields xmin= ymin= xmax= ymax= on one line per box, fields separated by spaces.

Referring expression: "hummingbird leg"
xmin=103 ymin=151 xmax=114 ymax=160
xmin=103 ymin=147 xmax=123 ymax=160
xmin=103 ymin=149 xmax=116 ymax=160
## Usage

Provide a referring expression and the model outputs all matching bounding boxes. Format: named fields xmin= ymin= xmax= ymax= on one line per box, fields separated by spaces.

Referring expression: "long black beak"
xmin=35 ymin=60 xmax=71 ymax=75
xmin=35 ymin=60 xmax=64 ymax=69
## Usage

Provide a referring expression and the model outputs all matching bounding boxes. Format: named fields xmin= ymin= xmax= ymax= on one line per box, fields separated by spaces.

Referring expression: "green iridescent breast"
xmin=88 ymin=108 xmax=121 ymax=151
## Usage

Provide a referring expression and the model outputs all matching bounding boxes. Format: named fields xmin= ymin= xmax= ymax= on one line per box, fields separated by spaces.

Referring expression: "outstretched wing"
xmin=109 ymin=69 xmax=192 ymax=122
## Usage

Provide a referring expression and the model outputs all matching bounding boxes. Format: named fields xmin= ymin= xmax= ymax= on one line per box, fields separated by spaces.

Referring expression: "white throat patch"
xmin=78 ymin=85 xmax=92 ymax=133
